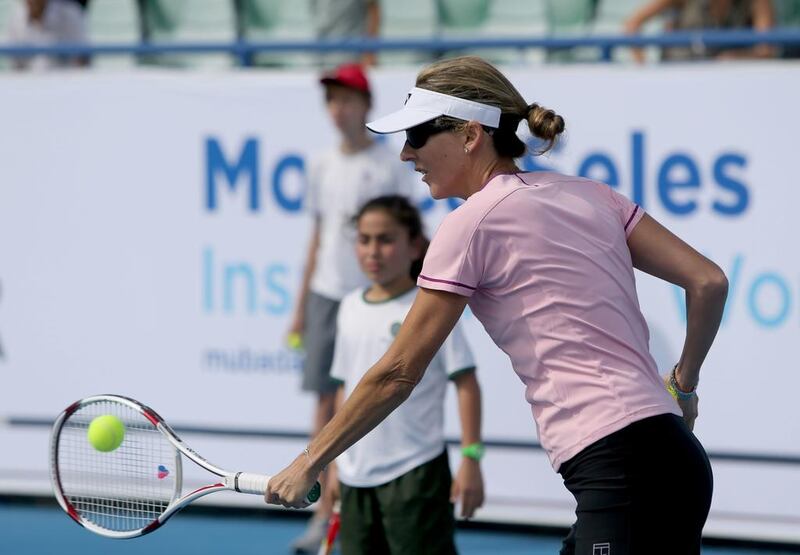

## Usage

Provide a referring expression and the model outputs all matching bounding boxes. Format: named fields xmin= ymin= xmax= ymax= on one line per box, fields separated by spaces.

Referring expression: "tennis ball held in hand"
xmin=286 ymin=332 xmax=304 ymax=351
xmin=87 ymin=414 xmax=126 ymax=452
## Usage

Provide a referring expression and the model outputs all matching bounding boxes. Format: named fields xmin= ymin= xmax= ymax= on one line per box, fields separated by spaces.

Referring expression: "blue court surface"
xmin=1 ymin=500 xmax=798 ymax=555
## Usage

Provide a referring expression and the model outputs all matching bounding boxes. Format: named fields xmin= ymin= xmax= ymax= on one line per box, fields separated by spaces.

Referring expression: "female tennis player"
xmin=267 ymin=56 xmax=728 ymax=555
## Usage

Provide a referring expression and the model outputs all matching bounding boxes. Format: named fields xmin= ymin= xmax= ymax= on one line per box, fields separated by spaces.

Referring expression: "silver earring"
xmin=464 ymin=147 xmax=469 ymax=154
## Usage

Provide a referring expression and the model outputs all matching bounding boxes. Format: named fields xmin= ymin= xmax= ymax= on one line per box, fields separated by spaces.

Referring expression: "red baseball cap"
xmin=320 ymin=63 xmax=371 ymax=96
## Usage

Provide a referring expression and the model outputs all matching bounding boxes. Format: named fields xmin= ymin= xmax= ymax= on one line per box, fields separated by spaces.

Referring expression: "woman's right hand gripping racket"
xmin=50 ymin=394 xmax=321 ymax=539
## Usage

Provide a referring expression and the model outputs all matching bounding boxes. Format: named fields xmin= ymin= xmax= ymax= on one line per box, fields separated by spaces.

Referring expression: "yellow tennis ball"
xmin=87 ymin=414 xmax=125 ymax=452
xmin=287 ymin=332 xmax=304 ymax=351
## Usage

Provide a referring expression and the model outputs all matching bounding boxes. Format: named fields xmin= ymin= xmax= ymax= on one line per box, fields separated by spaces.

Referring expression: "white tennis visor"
xmin=366 ymin=87 xmax=502 ymax=134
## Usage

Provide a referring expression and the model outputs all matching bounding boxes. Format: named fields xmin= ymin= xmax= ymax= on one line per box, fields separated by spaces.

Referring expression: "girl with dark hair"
xmin=327 ymin=195 xmax=484 ymax=554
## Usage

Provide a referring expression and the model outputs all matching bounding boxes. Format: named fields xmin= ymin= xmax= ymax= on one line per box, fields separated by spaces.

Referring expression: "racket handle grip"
xmin=235 ymin=472 xmax=322 ymax=505
xmin=235 ymin=472 xmax=271 ymax=495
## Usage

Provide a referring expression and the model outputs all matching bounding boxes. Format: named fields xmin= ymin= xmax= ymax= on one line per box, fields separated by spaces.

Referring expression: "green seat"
xmin=594 ymin=0 xmax=648 ymax=29
xmin=479 ymin=0 xmax=549 ymax=65
xmin=484 ymin=0 xmax=547 ymax=32
xmin=238 ymin=0 xmax=315 ymax=68
xmin=775 ymin=0 xmax=800 ymax=25
xmin=593 ymin=0 xmax=663 ymax=63
xmin=141 ymin=0 xmax=236 ymax=68
xmin=241 ymin=0 xmax=283 ymax=30
xmin=437 ymin=0 xmax=490 ymax=30
xmin=0 ymin=0 xmax=12 ymax=33
xmin=379 ymin=0 xmax=437 ymax=67
xmin=88 ymin=0 xmax=140 ymax=68
xmin=142 ymin=0 xmax=182 ymax=34
xmin=774 ymin=0 xmax=800 ymax=57
xmin=546 ymin=0 xmax=595 ymax=32
xmin=0 ymin=0 xmax=12 ymax=70
xmin=544 ymin=0 xmax=598 ymax=63
xmin=435 ymin=0 xmax=495 ymax=67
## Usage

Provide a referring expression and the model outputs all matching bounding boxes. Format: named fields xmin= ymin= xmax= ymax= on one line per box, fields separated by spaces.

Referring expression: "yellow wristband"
xmin=668 ymin=364 xmax=697 ymax=401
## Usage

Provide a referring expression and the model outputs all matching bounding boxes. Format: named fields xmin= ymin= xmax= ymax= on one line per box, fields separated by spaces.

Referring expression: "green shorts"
xmin=339 ymin=450 xmax=457 ymax=555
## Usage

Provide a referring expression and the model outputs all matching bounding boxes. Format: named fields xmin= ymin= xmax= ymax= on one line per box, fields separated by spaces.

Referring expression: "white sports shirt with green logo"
xmin=330 ymin=286 xmax=476 ymax=487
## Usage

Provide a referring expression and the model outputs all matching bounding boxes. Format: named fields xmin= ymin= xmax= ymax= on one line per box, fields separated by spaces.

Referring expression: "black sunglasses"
xmin=405 ymin=120 xmax=455 ymax=149
xmin=405 ymin=120 xmax=495 ymax=149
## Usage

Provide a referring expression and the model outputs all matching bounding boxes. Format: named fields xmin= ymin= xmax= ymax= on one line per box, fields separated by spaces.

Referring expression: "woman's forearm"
xmin=305 ymin=355 xmax=418 ymax=472
xmin=304 ymin=288 xmax=469 ymax=473
xmin=676 ymin=271 xmax=728 ymax=390
xmin=627 ymin=214 xmax=729 ymax=390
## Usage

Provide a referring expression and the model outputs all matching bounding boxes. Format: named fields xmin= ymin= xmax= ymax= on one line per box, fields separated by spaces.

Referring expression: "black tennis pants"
xmin=558 ymin=413 xmax=713 ymax=555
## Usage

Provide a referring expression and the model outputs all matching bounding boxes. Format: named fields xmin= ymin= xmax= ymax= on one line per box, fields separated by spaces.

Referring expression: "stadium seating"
xmin=88 ymin=0 xmax=140 ymax=67
xmin=139 ymin=0 xmax=237 ymax=68
xmin=442 ymin=0 xmax=549 ymax=65
xmin=593 ymin=0 xmax=664 ymax=63
xmin=238 ymin=0 xmax=316 ymax=67
xmin=379 ymin=0 xmax=437 ymax=66
xmin=1 ymin=0 xmax=799 ymax=70
xmin=438 ymin=0 xmax=490 ymax=29
xmin=0 ymin=0 xmax=12 ymax=69
xmin=776 ymin=0 xmax=800 ymax=25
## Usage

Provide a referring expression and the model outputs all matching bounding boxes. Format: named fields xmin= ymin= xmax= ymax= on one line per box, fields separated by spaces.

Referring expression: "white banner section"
xmin=1 ymin=65 xmax=799 ymax=543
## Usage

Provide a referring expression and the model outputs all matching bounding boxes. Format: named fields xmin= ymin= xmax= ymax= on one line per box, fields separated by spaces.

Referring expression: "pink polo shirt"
xmin=418 ymin=171 xmax=680 ymax=471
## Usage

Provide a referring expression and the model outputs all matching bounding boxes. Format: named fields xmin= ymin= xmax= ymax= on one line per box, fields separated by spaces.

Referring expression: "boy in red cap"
xmin=287 ymin=63 xmax=415 ymax=553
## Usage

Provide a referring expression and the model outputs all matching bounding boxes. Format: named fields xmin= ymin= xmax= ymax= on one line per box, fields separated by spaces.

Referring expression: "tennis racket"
xmin=318 ymin=501 xmax=341 ymax=555
xmin=50 ymin=394 xmax=321 ymax=539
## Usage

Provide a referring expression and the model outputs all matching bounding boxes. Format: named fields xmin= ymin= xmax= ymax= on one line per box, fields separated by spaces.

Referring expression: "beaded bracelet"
xmin=668 ymin=364 xmax=697 ymax=401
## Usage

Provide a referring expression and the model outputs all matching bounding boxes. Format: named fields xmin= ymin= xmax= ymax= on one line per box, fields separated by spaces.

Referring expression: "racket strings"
xmin=55 ymin=399 xmax=179 ymax=533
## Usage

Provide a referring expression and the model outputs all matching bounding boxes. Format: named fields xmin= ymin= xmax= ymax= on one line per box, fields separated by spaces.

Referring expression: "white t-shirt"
xmin=306 ymin=141 xmax=415 ymax=300
xmin=330 ymin=287 xmax=476 ymax=487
